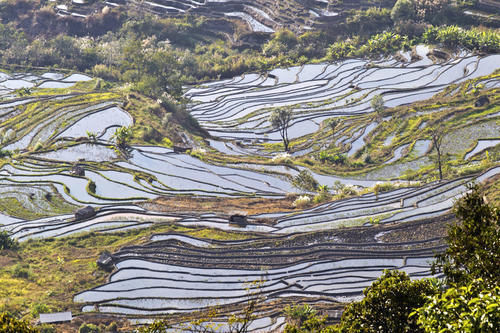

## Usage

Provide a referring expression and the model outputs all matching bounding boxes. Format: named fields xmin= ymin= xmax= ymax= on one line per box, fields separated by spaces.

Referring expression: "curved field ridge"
xmin=68 ymin=168 xmax=497 ymax=321
xmin=186 ymin=54 xmax=500 ymax=144
xmin=2 ymin=167 xmax=499 ymax=239
xmin=74 ymin=219 xmax=445 ymax=317
xmin=269 ymin=167 xmax=500 ymax=233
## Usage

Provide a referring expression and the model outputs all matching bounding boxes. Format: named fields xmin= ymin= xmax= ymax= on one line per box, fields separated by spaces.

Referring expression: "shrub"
xmin=79 ymin=323 xmax=100 ymax=333
xmin=141 ymin=126 xmax=162 ymax=143
xmin=422 ymin=26 xmax=500 ymax=53
xmin=370 ymin=94 xmax=385 ymax=114
xmin=293 ymin=195 xmax=311 ymax=209
xmin=346 ymin=8 xmax=392 ymax=35
xmin=332 ymin=181 xmax=358 ymax=198
xmin=86 ymin=131 xmax=97 ymax=142
xmin=0 ymin=230 xmax=18 ymax=250
xmin=111 ymin=126 xmax=132 ymax=148
xmin=106 ymin=322 xmax=118 ymax=332
xmin=313 ymin=191 xmax=331 ymax=204
xmin=357 ymin=31 xmax=410 ymax=56
xmin=373 ymin=182 xmax=396 ymax=195
xmin=39 ymin=324 xmax=56 ymax=333
xmin=313 ymin=185 xmax=331 ymax=204
xmin=283 ymin=304 xmax=333 ymax=333
xmin=136 ymin=320 xmax=169 ymax=333
xmin=328 ymin=41 xmax=355 ymax=60
xmin=87 ymin=181 xmax=96 ymax=194
xmin=11 ymin=263 xmax=31 ymax=279
xmin=292 ymin=170 xmax=318 ymax=192
xmin=0 ymin=312 xmax=38 ymax=333
xmin=272 ymin=152 xmax=292 ymax=164
xmin=33 ymin=139 xmax=43 ymax=152
xmin=262 ymin=29 xmax=298 ymax=56
xmin=391 ymin=0 xmax=416 ymax=22
xmin=31 ymin=303 xmax=50 ymax=317
xmin=91 ymin=64 xmax=120 ymax=81
xmin=319 ymin=151 xmax=346 ymax=165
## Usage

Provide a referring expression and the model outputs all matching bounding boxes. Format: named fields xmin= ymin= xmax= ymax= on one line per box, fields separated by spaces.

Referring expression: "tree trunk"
xmin=432 ymin=132 xmax=443 ymax=181
xmin=436 ymin=145 xmax=443 ymax=181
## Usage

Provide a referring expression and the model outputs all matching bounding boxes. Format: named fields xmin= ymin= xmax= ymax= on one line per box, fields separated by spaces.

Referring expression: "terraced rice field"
xmin=0 ymin=47 xmax=499 ymax=330
xmin=53 ymin=0 xmax=337 ymax=34
xmin=186 ymin=51 xmax=499 ymax=144
xmin=71 ymin=212 xmax=449 ymax=331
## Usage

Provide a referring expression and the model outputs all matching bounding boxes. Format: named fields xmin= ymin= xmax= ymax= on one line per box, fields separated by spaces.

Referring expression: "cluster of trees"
xmin=328 ymin=25 xmax=499 ymax=61
xmin=391 ymin=0 xmax=460 ymax=25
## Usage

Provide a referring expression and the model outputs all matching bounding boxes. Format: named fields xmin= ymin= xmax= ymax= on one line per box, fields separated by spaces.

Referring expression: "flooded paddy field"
xmin=0 ymin=48 xmax=499 ymax=329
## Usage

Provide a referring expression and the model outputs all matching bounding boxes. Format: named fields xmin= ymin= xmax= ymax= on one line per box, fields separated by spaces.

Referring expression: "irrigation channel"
xmin=0 ymin=49 xmax=499 ymax=331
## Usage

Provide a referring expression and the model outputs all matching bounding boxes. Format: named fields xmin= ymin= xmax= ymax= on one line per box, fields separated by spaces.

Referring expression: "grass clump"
xmin=272 ymin=152 xmax=292 ymax=164
xmin=79 ymin=323 xmax=100 ymax=333
xmin=293 ymin=195 xmax=311 ymax=209
xmin=10 ymin=263 xmax=32 ymax=280
xmin=313 ymin=185 xmax=332 ymax=204
xmin=332 ymin=181 xmax=358 ymax=199
xmin=31 ymin=302 xmax=50 ymax=317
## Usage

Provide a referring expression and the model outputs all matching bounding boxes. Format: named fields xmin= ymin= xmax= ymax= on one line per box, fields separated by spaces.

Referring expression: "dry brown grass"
xmin=143 ymin=195 xmax=299 ymax=216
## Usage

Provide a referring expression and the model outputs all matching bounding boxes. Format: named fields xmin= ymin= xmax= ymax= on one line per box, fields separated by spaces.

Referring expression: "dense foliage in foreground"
xmin=0 ymin=312 xmax=37 ymax=333
xmin=433 ymin=184 xmax=500 ymax=288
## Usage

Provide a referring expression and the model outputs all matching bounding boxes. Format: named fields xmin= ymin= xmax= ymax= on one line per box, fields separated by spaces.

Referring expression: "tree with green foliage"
xmin=413 ymin=279 xmax=499 ymax=332
xmin=337 ymin=270 xmax=438 ymax=333
xmin=432 ymin=183 xmax=500 ymax=288
xmin=370 ymin=94 xmax=384 ymax=116
xmin=0 ymin=312 xmax=38 ymax=333
xmin=269 ymin=107 xmax=293 ymax=152
xmin=391 ymin=0 xmax=416 ymax=22
xmin=262 ymin=29 xmax=298 ymax=57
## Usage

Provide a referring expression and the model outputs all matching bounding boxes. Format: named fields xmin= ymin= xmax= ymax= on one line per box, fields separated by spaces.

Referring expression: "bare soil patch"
xmin=143 ymin=196 xmax=298 ymax=215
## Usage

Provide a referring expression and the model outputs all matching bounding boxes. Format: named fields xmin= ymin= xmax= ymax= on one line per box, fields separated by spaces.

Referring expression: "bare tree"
xmin=187 ymin=279 xmax=265 ymax=333
xmin=269 ymin=107 xmax=293 ymax=152
xmin=430 ymin=127 xmax=444 ymax=181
